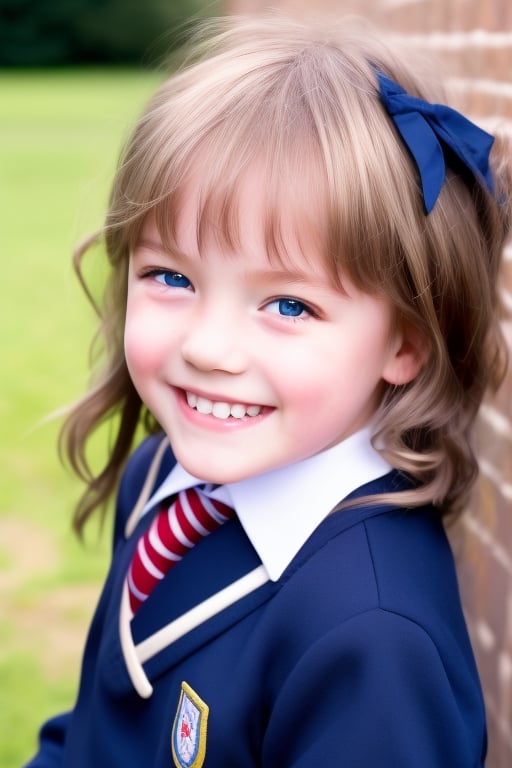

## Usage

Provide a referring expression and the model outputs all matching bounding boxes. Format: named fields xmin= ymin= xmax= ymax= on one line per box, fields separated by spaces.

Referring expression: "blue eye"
xmin=154 ymin=271 xmax=192 ymax=289
xmin=265 ymin=298 xmax=310 ymax=318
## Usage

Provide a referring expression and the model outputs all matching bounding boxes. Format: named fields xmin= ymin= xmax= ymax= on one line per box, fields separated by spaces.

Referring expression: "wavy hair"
xmin=60 ymin=14 xmax=511 ymax=534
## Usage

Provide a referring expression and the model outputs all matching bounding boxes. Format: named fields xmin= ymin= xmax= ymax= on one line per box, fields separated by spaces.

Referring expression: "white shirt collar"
xmin=142 ymin=427 xmax=391 ymax=582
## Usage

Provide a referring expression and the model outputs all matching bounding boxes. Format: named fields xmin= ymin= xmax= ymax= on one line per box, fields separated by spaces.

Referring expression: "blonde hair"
xmin=61 ymin=14 xmax=511 ymax=534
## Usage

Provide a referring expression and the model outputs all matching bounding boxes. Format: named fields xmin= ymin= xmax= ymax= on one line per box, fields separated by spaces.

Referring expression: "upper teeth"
xmin=186 ymin=392 xmax=262 ymax=420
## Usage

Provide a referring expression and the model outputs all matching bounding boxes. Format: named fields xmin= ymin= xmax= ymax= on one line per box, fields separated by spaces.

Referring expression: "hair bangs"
xmin=64 ymin=15 xmax=511 ymax=529
xmin=111 ymin=24 xmax=422 ymax=293
xmin=146 ymin=87 xmax=335 ymax=277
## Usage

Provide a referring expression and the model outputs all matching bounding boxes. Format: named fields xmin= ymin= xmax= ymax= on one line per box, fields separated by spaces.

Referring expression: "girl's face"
xmin=125 ymin=170 xmax=416 ymax=484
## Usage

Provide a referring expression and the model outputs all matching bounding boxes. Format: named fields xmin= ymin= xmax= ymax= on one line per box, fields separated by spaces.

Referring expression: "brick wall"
xmin=227 ymin=2 xmax=512 ymax=765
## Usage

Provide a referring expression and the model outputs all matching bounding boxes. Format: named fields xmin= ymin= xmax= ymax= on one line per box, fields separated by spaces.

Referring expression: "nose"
xmin=181 ymin=304 xmax=248 ymax=374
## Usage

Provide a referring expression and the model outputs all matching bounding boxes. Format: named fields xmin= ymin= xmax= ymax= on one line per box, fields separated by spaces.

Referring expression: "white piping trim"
xmin=119 ymin=565 xmax=270 ymax=699
xmin=136 ymin=565 xmax=270 ymax=663
xmin=124 ymin=436 xmax=169 ymax=538
xmin=119 ymin=581 xmax=154 ymax=699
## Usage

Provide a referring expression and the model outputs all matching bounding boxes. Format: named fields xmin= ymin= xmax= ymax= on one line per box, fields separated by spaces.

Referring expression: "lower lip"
xmin=175 ymin=388 xmax=272 ymax=430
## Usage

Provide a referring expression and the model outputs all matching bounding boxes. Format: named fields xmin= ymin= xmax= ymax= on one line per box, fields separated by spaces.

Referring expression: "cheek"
xmin=273 ymin=332 xmax=388 ymax=413
xmin=271 ymin=356 xmax=331 ymax=411
xmin=124 ymin=304 xmax=165 ymax=377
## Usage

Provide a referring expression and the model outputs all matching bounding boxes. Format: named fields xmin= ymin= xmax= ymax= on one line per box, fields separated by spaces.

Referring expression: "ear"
xmin=382 ymin=323 xmax=429 ymax=386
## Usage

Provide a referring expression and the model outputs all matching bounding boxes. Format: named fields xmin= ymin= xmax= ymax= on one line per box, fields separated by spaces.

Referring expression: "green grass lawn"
xmin=0 ymin=67 xmax=161 ymax=766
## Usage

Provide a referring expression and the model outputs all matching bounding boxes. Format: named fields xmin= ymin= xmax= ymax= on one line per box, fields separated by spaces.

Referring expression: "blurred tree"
xmin=0 ymin=0 xmax=222 ymax=66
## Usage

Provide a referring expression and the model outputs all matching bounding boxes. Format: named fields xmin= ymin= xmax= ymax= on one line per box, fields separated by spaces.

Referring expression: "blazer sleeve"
xmin=262 ymin=609 xmax=485 ymax=768
xmin=22 ymin=714 xmax=71 ymax=768
xmin=22 ymin=433 xmax=172 ymax=768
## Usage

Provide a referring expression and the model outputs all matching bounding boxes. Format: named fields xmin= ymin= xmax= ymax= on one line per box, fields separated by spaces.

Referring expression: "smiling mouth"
xmin=185 ymin=391 xmax=262 ymax=420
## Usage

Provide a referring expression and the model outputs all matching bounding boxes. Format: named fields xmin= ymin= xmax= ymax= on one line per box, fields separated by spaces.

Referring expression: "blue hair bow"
xmin=376 ymin=71 xmax=495 ymax=213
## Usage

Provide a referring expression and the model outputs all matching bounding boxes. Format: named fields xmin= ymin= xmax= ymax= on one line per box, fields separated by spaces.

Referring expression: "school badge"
xmin=171 ymin=681 xmax=209 ymax=768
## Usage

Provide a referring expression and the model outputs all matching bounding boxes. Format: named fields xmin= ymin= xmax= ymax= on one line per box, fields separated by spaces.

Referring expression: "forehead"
xmin=152 ymin=161 xmax=336 ymax=282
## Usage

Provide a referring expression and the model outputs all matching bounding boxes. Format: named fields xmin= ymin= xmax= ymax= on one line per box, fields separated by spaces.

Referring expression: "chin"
xmin=176 ymin=454 xmax=245 ymax=485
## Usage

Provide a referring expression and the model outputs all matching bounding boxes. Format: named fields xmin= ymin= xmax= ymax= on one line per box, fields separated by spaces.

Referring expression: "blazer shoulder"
xmin=274 ymin=496 xmax=454 ymax=643
xmin=113 ymin=432 xmax=175 ymax=544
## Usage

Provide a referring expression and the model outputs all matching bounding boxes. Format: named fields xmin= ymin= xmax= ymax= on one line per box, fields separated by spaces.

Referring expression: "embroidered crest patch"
xmin=171 ymin=681 xmax=209 ymax=768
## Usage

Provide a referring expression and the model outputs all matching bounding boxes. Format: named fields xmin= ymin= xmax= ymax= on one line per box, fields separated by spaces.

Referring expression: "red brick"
xmin=220 ymin=4 xmax=512 ymax=765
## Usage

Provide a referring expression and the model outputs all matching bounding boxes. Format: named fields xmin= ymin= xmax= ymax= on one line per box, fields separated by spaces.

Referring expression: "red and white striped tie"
xmin=127 ymin=486 xmax=234 ymax=615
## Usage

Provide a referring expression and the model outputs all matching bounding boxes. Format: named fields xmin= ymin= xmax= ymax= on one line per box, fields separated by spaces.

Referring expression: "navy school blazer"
xmin=25 ymin=433 xmax=486 ymax=767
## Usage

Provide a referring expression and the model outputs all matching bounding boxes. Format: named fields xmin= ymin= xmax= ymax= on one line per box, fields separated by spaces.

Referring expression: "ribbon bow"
xmin=376 ymin=71 xmax=495 ymax=213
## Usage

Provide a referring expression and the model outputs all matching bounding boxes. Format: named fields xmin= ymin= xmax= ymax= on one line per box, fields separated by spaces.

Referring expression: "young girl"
xmin=26 ymin=14 xmax=510 ymax=768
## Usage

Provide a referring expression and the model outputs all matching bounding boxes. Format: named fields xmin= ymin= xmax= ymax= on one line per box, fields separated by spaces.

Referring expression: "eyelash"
xmin=141 ymin=269 xmax=317 ymax=320
xmin=143 ymin=269 xmax=193 ymax=290
xmin=263 ymin=297 xmax=315 ymax=320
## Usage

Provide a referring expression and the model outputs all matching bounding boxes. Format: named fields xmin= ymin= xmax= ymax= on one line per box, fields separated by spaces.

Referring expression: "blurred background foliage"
xmin=1 ymin=2 xmax=223 ymax=763
xmin=0 ymin=0 xmax=221 ymax=67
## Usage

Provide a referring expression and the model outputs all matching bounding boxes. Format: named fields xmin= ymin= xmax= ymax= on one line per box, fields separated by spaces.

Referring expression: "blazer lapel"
xmin=104 ymin=470 xmax=407 ymax=699
xmin=117 ymin=518 xmax=274 ymax=698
